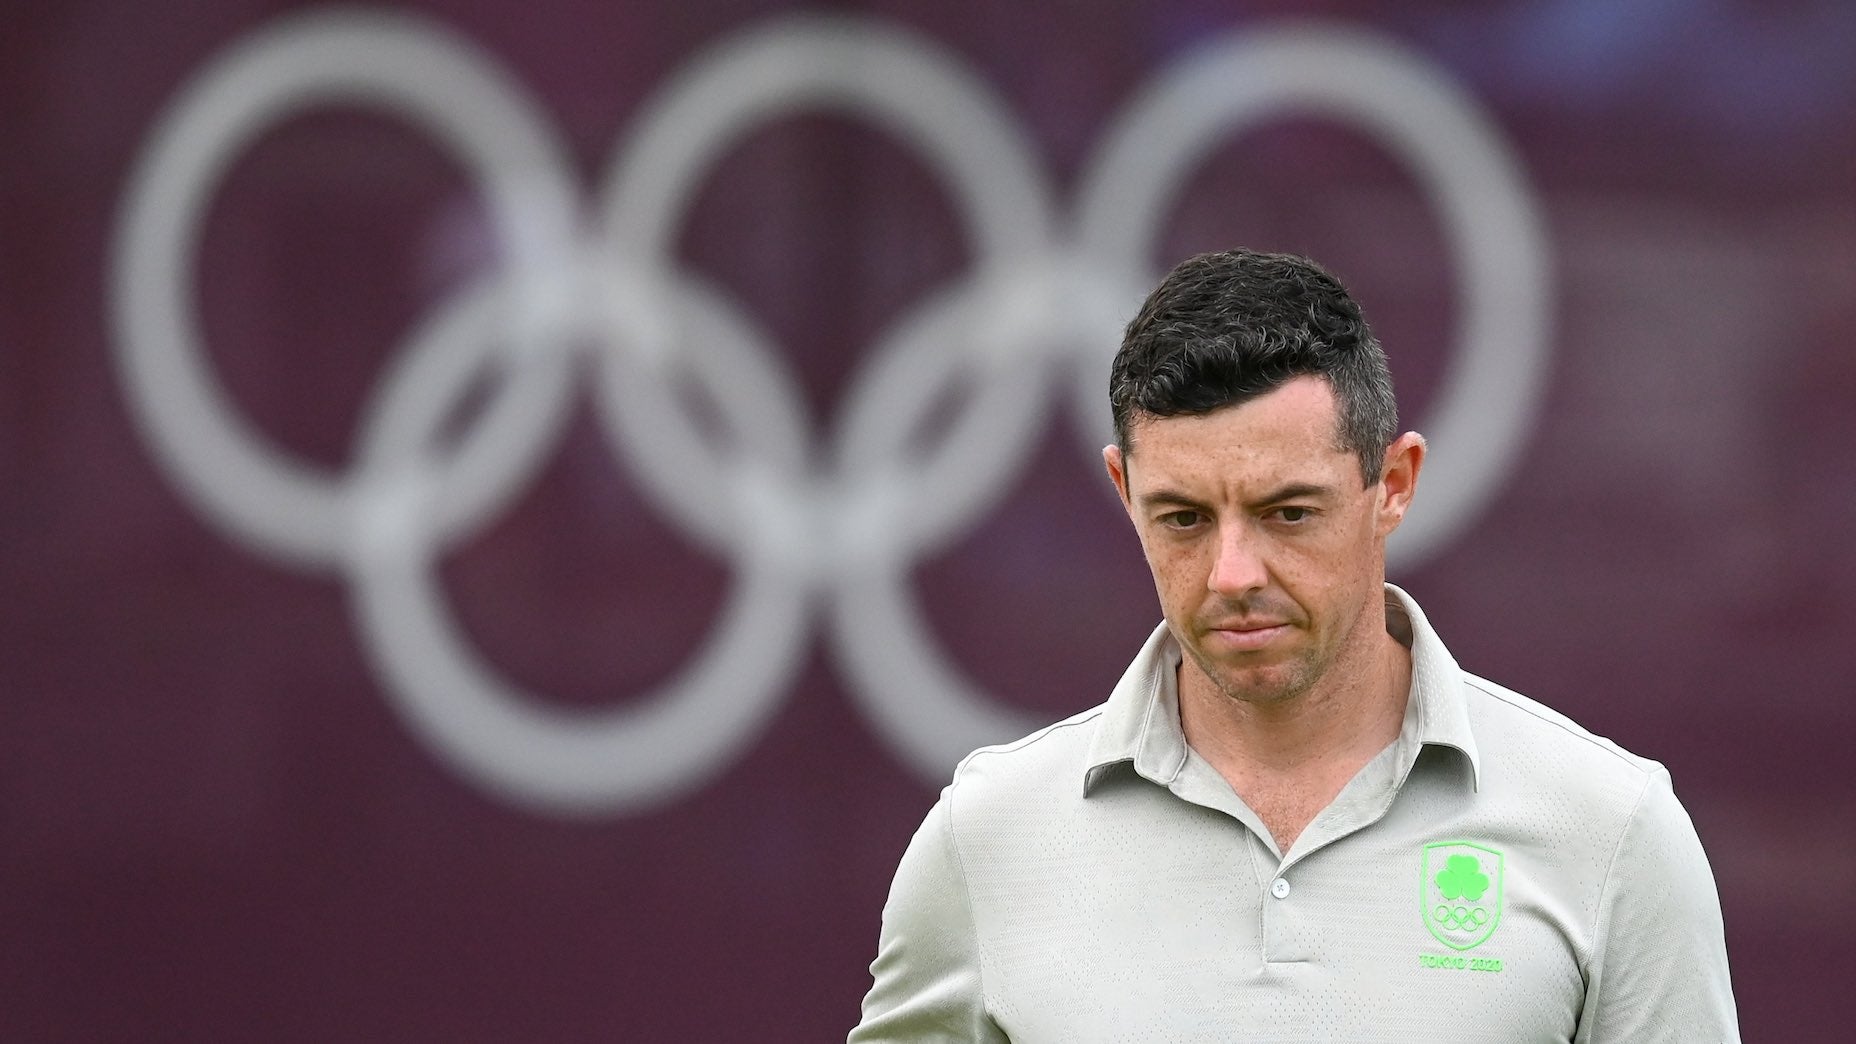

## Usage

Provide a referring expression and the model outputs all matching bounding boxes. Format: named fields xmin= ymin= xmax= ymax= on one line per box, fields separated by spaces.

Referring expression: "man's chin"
xmin=1215 ymin=670 xmax=1309 ymax=706
xmin=1188 ymin=650 xmax=1310 ymax=705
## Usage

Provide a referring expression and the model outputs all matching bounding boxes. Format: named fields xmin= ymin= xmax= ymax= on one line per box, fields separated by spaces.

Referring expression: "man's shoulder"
xmin=1459 ymin=670 xmax=1665 ymax=793
xmin=942 ymin=704 xmax=1109 ymax=813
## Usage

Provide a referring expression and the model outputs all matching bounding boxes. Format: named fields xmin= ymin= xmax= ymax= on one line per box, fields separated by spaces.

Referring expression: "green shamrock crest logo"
xmin=1421 ymin=841 xmax=1504 ymax=950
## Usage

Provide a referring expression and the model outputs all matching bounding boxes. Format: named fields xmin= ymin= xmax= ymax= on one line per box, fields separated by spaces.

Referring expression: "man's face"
xmin=1104 ymin=376 xmax=1420 ymax=707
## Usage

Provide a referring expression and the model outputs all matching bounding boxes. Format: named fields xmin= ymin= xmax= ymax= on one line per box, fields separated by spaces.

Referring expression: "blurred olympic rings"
xmin=111 ymin=9 xmax=1550 ymax=814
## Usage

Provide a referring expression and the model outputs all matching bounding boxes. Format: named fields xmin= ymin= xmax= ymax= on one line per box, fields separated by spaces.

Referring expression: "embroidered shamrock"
xmin=1435 ymin=853 xmax=1490 ymax=902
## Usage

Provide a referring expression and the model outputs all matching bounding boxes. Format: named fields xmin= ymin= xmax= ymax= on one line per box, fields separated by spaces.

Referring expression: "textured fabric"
xmin=850 ymin=586 xmax=1738 ymax=1043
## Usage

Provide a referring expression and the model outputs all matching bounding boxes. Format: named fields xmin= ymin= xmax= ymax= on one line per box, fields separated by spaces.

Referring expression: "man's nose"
xmin=1208 ymin=522 xmax=1268 ymax=598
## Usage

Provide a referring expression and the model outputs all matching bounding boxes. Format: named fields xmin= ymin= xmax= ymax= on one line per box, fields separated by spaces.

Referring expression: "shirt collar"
xmin=1081 ymin=583 xmax=1481 ymax=796
xmin=1082 ymin=622 xmax=1189 ymax=794
xmin=1385 ymin=583 xmax=1482 ymax=791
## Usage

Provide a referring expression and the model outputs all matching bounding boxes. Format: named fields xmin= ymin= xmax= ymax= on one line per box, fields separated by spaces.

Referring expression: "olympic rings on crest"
xmin=111 ymin=8 xmax=1551 ymax=814
xmin=1434 ymin=905 xmax=1491 ymax=931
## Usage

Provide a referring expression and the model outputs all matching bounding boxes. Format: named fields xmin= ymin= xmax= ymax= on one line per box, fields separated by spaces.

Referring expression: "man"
xmin=850 ymin=250 xmax=1738 ymax=1042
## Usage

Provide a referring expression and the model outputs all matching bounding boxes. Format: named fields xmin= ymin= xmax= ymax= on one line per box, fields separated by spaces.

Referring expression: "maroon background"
xmin=5 ymin=1 xmax=1854 ymax=1039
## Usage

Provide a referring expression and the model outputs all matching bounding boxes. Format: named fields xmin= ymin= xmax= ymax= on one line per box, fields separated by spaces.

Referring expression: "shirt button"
xmin=1270 ymin=878 xmax=1291 ymax=899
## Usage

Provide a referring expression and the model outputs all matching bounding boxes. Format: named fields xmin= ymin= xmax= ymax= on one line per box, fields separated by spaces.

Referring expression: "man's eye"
xmin=1161 ymin=510 xmax=1202 ymax=529
xmin=1276 ymin=507 xmax=1311 ymax=523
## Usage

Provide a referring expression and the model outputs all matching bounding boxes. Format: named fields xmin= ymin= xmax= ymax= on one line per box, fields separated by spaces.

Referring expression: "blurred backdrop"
xmin=4 ymin=0 xmax=1853 ymax=1039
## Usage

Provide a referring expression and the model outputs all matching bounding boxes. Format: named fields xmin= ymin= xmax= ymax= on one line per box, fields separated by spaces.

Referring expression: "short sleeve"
xmin=850 ymin=791 xmax=1009 ymax=1032
xmin=1576 ymin=768 xmax=1740 ymax=1043
xmin=850 ymin=793 xmax=1007 ymax=1043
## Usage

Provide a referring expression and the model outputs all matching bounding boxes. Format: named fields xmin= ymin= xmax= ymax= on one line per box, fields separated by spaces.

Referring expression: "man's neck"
xmin=1177 ymin=616 xmax=1413 ymax=849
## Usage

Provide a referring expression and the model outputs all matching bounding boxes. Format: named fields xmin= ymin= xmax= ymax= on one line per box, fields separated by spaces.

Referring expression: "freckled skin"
xmin=1104 ymin=377 xmax=1426 ymax=821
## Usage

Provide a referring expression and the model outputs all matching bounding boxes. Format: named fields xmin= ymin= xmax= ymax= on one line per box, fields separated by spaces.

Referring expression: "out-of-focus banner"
xmin=2 ymin=1 xmax=1850 ymax=1039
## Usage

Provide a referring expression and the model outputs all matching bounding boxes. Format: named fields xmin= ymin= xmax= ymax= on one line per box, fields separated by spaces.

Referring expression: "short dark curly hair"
xmin=1108 ymin=249 xmax=1397 ymax=486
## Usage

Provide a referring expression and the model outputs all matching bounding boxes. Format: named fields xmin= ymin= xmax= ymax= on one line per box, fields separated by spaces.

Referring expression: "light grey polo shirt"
xmin=852 ymin=586 xmax=1738 ymax=1043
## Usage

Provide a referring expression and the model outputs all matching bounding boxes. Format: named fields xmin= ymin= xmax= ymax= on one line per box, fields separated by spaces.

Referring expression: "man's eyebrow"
xmin=1134 ymin=482 xmax=1336 ymax=511
xmin=1134 ymin=488 xmax=1207 ymax=510
xmin=1251 ymin=482 xmax=1336 ymax=507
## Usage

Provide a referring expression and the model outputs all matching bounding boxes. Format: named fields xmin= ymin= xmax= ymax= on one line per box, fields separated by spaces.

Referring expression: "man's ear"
xmin=1376 ymin=431 xmax=1426 ymax=537
xmin=1103 ymin=444 xmax=1132 ymax=507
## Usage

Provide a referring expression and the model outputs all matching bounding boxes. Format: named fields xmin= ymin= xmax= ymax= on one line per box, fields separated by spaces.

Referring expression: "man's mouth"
xmin=1204 ymin=621 xmax=1291 ymax=651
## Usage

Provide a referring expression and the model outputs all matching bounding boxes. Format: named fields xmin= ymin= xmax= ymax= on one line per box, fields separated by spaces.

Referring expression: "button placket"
xmin=1260 ymin=859 xmax=1317 ymax=964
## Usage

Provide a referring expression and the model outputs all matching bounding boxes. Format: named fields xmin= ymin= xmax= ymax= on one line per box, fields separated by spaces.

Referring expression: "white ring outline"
xmin=111 ymin=8 xmax=583 ymax=568
xmin=1072 ymin=22 xmax=1552 ymax=569
xmin=349 ymin=258 xmax=813 ymax=814
xmin=595 ymin=14 xmax=1059 ymax=559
